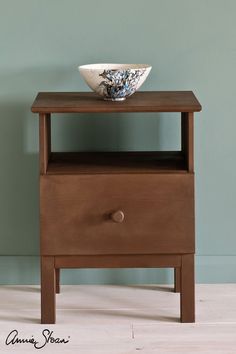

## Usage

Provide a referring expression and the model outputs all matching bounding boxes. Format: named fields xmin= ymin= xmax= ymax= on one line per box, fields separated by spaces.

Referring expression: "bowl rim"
xmin=78 ymin=63 xmax=152 ymax=71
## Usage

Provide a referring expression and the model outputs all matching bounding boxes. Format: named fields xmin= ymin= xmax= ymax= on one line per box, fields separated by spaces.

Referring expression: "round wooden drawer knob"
xmin=111 ymin=210 xmax=125 ymax=223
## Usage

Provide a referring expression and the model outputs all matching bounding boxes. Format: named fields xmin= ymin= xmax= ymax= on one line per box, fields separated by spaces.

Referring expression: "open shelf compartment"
xmin=47 ymin=151 xmax=187 ymax=174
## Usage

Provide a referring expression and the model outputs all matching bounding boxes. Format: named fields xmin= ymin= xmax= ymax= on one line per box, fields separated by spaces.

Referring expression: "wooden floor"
xmin=0 ymin=284 xmax=236 ymax=353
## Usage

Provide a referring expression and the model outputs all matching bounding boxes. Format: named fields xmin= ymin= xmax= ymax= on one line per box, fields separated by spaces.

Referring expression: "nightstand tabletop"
xmin=31 ymin=91 xmax=202 ymax=114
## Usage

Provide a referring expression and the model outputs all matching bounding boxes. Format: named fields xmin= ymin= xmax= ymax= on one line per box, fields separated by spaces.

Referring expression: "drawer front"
xmin=40 ymin=174 xmax=194 ymax=255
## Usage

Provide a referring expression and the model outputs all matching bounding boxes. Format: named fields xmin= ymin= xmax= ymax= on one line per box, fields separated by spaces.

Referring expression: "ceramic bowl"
xmin=79 ymin=63 xmax=152 ymax=101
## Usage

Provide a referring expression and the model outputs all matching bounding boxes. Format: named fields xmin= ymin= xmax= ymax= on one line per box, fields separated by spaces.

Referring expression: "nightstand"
xmin=31 ymin=91 xmax=201 ymax=324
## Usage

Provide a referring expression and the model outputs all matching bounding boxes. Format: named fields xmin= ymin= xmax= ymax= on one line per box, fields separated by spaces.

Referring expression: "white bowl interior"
xmin=79 ymin=63 xmax=151 ymax=71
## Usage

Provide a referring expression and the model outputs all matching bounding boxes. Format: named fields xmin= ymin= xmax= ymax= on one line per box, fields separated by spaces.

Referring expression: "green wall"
xmin=0 ymin=0 xmax=236 ymax=284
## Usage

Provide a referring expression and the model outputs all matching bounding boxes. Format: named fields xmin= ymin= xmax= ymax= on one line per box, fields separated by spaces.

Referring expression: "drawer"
xmin=40 ymin=174 xmax=194 ymax=255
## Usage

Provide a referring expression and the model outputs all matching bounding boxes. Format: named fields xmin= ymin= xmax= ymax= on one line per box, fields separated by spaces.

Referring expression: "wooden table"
xmin=31 ymin=91 xmax=202 ymax=324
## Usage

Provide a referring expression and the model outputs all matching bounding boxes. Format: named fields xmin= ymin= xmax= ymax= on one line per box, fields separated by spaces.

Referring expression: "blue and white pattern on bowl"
xmin=98 ymin=69 xmax=145 ymax=101
xmin=79 ymin=64 xmax=152 ymax=101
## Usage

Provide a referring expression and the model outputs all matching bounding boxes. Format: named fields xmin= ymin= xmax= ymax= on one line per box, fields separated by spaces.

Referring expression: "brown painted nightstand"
xmin=31 ymin=91 xmax=201 ymax=324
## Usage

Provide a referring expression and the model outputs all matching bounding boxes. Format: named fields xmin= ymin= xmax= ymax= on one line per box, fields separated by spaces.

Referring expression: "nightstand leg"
xmin=41 ymin=256 xmax=56 ymax=324
xmin=174 ymin=267 xmax=181 ymax=293
xmin=180 ymin=254 xmax=195 ymax=323
xmin=56 ymin=268 xmax=60 ymax=294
